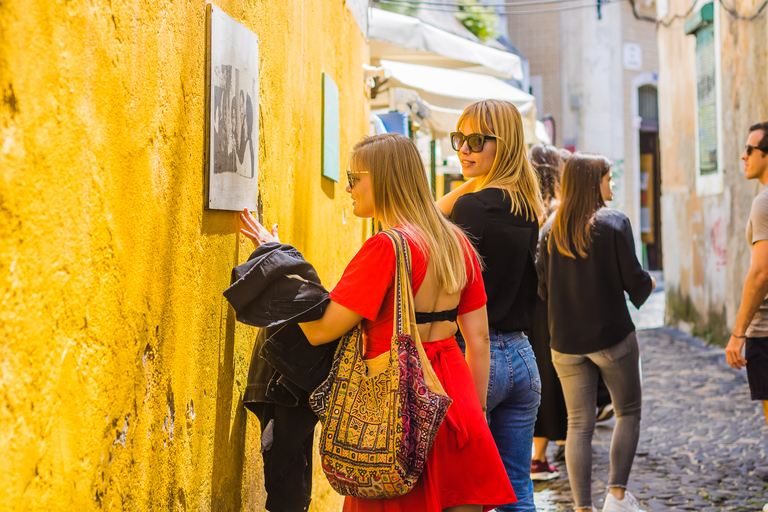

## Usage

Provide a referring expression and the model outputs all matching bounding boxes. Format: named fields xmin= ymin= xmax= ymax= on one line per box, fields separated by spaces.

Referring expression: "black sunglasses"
xmin=450 ymin=132 xmax=496 ymax=153
xmin=745 ymin=144 xmax=768 ymax=156
xmin=346 ymin=169 xmax=369 ymax=189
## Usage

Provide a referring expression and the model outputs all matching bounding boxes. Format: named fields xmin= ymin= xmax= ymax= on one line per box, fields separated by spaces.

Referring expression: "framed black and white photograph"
xmin=206 ymin=4 xmax=259 ymax=211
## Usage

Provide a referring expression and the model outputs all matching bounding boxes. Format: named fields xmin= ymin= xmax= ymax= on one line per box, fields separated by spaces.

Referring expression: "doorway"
xmin=638 ymin=85 xmax=662 ymax=270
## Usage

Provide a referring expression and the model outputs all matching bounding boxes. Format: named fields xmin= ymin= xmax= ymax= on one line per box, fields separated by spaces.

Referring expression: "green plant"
xmin=376 ymin=0 xmax=418 ymax=16
xmin=455 ymin=0 xmax=500 ymax=41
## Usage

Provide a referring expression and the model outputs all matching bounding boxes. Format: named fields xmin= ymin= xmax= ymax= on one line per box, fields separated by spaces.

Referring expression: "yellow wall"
xmin=0 ymin=0 xmax=368 ymax=509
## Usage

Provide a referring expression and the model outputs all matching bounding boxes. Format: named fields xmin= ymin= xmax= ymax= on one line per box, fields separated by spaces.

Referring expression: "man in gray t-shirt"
xmin=744 ymin=188 xmax=768 ymax=336
xmin=726 ymin=122 xmax=768 ymax=435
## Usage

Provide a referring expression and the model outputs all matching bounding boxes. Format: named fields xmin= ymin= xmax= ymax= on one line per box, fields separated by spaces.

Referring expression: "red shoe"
xmin=530 ymin=458 xmax=560 ymax=481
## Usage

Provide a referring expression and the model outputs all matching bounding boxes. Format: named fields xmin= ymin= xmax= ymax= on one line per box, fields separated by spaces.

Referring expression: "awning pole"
xmin=430 ymin=140 xmax=437 ymax=199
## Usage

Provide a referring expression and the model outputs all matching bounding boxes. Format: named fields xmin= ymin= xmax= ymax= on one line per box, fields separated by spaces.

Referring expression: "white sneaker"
xmin=762 ymin=503 xmax=768 ymax=512
xmin=602 ymin=491 xmax=644 ymax=512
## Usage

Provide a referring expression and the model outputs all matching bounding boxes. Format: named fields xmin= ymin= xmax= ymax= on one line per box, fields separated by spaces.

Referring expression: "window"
xmin=695 ymin=24 xmax=717 ymax=175
xmin=685 ymin=1 xmax=722 ymax=195
xmin=638 ymin=85 xmax=659 ymax=130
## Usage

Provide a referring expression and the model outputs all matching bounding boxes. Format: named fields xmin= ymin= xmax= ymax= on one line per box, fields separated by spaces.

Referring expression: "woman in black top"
xmin=538 ymin=153 xmax=654 ymax=512
xmin=438 ymin=100 xmax=544 ymax=512
xmin=527 ymin=144 xmax=568 ymax=482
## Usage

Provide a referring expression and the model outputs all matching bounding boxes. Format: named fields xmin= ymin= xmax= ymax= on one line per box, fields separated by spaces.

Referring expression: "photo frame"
xmin=206 ymin=4 xmax=259 ymax=211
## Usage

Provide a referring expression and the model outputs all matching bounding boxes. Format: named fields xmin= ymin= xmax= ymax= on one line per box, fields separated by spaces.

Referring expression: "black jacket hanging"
xmin=223 ymin=242 xmax=340 ymax=512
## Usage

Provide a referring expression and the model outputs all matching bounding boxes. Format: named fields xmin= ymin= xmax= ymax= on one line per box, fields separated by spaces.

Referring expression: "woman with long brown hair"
xmin=527 ymin=144 xmax=567 ymax=482
xmin=538 ymin=153 xmax=654 ymax=512
xmin=437 ymin=100 xmax=544 ymax=512
xmin=529 ymin=143 xmax=562 ymax=218
xmin=241 ymin=133 xmax=516 ymax=512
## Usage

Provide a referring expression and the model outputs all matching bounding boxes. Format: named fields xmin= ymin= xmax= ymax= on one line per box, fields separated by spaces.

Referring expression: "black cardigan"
xmin=537 ymin=208 xmax=652 ymax=354
xmin=452 ymin=188 xmax=539 ymax=333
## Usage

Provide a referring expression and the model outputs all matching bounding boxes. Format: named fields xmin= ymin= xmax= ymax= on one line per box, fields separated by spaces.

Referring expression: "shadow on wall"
xmin=665 ymin=286 xmax=728 ymax=347
xmin=210 ymin=300 xmax=248 ymax=511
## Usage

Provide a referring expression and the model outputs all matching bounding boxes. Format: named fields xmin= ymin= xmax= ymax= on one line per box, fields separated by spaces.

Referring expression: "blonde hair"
xmin=457 ymin=100 xmax=545 ymax=221
xmin=350 ymin=133 xmax=475 ymax=293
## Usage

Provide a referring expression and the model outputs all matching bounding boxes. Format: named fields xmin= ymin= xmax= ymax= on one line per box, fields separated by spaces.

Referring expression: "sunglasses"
xmin=745 ymin=144 xmax=768 ymax=156
xmin=346 ymin=169 xmax=369 ymax=189
xmin=450 ymin=132 xmax=496 ymax=153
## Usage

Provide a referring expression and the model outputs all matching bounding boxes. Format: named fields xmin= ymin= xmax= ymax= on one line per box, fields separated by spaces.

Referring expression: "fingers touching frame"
xmin=239 ymin=207 xmax=279 ymax=246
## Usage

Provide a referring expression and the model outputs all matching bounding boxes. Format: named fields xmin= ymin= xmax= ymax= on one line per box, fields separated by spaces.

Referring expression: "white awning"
xmin=369 ymin=8 xmax=523 ymax=81
xmin=372 ymin=60 xmax=542 ymax=143
xmin=380 ymin=60 xmax=535 ymax=115
xmin=418 ymin=100 xmax=544 ymax=145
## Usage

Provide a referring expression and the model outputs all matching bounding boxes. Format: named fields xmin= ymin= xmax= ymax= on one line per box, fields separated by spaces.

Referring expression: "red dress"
xmin=329 ymin=227 xmax=518 ymax=512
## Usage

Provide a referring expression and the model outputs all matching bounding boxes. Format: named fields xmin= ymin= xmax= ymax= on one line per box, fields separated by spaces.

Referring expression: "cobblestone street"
xmin=533 ymin=284 xmax=768 ymax=511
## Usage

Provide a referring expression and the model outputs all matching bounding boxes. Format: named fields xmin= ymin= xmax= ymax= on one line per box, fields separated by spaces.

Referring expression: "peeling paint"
xmin=113 ymin=414 xmax=129 ymax=448
xmin=167 ymin=392 xmax=175 ymax=442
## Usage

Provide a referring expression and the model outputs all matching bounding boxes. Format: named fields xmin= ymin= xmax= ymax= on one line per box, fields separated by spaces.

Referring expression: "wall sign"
xmin=623 ymin=43 xmax=643 ymax=71
xmin=322 ymin=73 xmax=340 ymax=182
xmin=206 ymin=4 xmax=259 ymax=211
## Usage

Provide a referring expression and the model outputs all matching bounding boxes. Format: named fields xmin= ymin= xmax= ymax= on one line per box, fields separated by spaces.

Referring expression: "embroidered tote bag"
xmin=309 ymin=230 xmax=452 ymax=499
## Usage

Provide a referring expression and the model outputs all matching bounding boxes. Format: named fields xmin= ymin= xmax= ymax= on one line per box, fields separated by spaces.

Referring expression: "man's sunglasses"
xmin=745 ymin=144 xmax=768 ymax=156
xmin=450 ymin=132 xmax=496 ymax=153
xmin=346 ymin=169 xmax=369 ymax=189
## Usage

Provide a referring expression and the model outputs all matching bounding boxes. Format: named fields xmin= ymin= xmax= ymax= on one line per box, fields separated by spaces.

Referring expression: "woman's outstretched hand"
xmin=240 ymin=208 xmax=279 ymax=248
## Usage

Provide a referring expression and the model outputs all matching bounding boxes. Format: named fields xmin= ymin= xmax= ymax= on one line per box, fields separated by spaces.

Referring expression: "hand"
xmin=725 ymin=335 xmax=747 ymax=370
xmin=650 ymin=276 xmax=656 ymax=292
xmin=436 ymin=177 xmax=478 ymax=216
xmin=239 ymin=208 xmax=279 ymax=248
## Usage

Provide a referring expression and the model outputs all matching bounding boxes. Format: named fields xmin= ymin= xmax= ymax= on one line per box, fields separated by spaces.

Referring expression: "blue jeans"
xmin=457 ymin=330 xmax=541 ymax=511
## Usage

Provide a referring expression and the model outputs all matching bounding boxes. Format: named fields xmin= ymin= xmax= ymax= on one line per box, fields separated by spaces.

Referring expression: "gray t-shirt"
xmin=746 ymin=187 xmax=768 ymax=336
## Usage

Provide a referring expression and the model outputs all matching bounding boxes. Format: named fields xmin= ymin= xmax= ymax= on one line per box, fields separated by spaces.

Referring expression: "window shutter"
xmin=638 ymin=85 xmax=658 ymax=122
xmin=695 ymin=24 xmax=717 ymax=175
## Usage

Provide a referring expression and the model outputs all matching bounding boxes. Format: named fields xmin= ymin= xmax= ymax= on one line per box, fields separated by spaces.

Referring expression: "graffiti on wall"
xmin=711 ymin=217 xmax=726 ymax=270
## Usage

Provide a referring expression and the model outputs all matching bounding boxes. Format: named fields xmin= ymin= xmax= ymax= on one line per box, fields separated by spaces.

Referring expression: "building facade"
xmin=509 ymin=1 xmax=662 ymax=266
xmin=657 ymin=0 xmax=768 ymax=343
xmin=0 ymin=0 xmax=369 ymax=509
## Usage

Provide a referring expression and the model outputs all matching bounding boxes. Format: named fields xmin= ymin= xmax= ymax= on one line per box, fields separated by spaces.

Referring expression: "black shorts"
xmin=746 ymin=337 xmax=768 ymax=401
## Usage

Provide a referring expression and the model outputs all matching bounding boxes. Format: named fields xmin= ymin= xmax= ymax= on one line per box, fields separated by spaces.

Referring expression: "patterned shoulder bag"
xmin=309 ymin=229 xmax=452 ymax=498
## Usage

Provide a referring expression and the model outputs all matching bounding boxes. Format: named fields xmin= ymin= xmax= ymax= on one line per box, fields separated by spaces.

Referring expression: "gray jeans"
xmin=551 ymin=332 xmax=642 ymax=509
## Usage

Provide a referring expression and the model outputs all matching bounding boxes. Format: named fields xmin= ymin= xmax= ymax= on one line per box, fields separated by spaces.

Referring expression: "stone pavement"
xmin=533 ymin=284 xmax=768 ymax=511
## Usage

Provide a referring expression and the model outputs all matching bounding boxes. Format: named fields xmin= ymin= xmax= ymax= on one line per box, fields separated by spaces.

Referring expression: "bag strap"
xmin=381 ymin=230 xmax=415 ymax=338
xmin=382 ymin=229 xmax=448 ymax=396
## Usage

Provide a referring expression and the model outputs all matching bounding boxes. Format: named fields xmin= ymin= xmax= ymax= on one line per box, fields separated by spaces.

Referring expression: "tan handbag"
xmin=309 ymin=229 xmax=452 ymax=498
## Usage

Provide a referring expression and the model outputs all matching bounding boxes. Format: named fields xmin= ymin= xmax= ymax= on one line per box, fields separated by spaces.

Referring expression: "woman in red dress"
xmin=241 ymin=133 xmax=516 ymax=512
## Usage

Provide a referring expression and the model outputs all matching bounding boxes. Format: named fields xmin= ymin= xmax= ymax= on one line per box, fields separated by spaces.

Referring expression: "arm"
xmin=615 ymin=215 xmax=653 ymax=307
xmin=726 ymin=239 xmax=768 ymax=369
xmin=456 ymin=306 xmax=490 ymax=409
xmin=537 ymin=234 xmax=549 ymax=301
xmin=239 ymin=210 xmax=363 ymax=344
xmin=436 ymin=178 xmax=477 ymax=216
xmin=299 ymin=300 xmax=363 ymax=346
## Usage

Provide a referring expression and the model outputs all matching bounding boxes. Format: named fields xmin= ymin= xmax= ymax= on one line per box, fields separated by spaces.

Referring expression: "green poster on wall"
xmin=322 ymin=73 xmax=340 ymax=182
